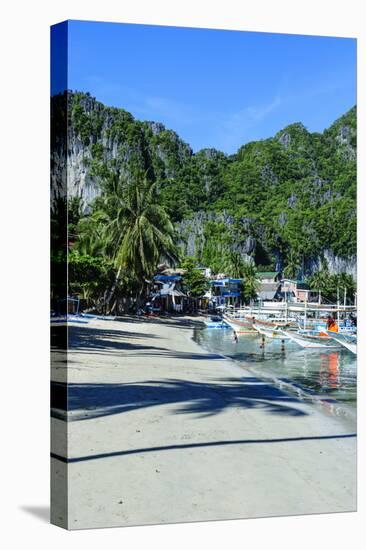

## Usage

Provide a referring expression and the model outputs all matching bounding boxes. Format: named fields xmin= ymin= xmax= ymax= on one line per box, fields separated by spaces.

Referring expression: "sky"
xmin=53 ymin=20 xmax=356 ymax=154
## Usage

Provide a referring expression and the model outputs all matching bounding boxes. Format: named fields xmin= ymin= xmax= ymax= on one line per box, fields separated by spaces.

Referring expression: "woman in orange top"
xmin=327 ymin=315 xmax=338 ymax=332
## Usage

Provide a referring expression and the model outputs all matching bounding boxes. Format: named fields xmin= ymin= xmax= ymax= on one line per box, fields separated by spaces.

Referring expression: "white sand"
xmin=51 ymin=316 xmax=356 ymax=529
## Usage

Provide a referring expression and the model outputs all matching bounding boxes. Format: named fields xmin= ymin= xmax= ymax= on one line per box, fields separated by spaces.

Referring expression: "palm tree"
xmin=222 ymin=250 xmax=246 ymax=279
xmin=101 ymin=171 xmax=179 ymax=311
xmin=222 ymin=251 xmax=259 ymax=304
xmin=283 ymin=251 xmax=301 ymax=280
xmin=330 ymin=272 xmax=356 ymax=304
xmin=241 ymin=262 xmax=260 ymax=304
xmin=307 ymin=268 xmax=330 ymax=301
xmin=76 ymin=210 xmax=111 ymax=258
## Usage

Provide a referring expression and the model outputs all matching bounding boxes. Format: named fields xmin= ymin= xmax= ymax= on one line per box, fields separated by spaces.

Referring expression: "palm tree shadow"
xmin=67 ymin=325 xmax=225 ymax=359
xmin=51 ymin=376 xmax=308 ymax=421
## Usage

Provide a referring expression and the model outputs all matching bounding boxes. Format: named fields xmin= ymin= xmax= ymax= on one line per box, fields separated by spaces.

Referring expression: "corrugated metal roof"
xmin=159 ymin=288 xmax=186 ymax=297
xmin=257 ymin=282 xmax=281 ymax=300
xmin=258 ymin=290 xmax=278 ymax=300
xmin=154 ymin=275 xmax=181 ymax=282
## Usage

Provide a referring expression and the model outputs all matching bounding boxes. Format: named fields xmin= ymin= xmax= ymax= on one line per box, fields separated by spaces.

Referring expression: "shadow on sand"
xmin=51 ymin=376 xmax=309 ymax=421
xmin=68 ymin=324 xmax=223 ymax=360
xmin=51 ymin=432 xmax=356 ymax=464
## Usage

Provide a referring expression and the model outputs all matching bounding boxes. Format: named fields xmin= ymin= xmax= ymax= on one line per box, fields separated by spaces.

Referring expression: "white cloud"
xmin=215 ymin=94 xmax=282 ymax=152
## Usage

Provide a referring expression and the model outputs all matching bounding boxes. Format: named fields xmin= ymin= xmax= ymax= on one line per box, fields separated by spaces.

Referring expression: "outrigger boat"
xmin=253 ymin=323 xmax=290 ymax=340
xmin=326 ymin=330 xmax=357 ymax=354
xmin=254 ymin=315 xmax=294 ymax=328
xmin=281 ymin=329 xmax=341 ymax=349
xmin=223 ymin=313 xmax=257 ymax=334
xmin=204 ymin=316 xmax=230 ymax=329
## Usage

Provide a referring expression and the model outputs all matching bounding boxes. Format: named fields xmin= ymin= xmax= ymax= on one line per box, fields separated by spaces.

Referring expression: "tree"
xmin=180 ymin=257 xmax=209 ymax=298
xmin=100 ymin=171 xmax=179 ymax=311
xmin=222 ymin=250 xmax=247 ymax=279
xmin=221 ymin=251 xmax=260 ymax=304
xmin=283 ymin=251 xmax=301 ymax=279
xmin=328 ymin=273 xmax=356 ymax=304
xmin=68 ymin=249 xmax=114 ymax=307
xmin=242 ymin=262 xmax=260 ymax=304
xmin=307 ymin=269 xmax=356 ymax=303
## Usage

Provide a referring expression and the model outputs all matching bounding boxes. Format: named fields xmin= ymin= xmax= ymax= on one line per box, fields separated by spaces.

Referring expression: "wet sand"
xmin=51 ymin=316 xmax=356 ymax=529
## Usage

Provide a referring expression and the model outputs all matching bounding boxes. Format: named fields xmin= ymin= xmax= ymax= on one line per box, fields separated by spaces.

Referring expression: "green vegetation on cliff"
xmin=51 ymin=91 xmax=356 ymax=310
xmin=63 ymin=92 xmax=356 ymax=273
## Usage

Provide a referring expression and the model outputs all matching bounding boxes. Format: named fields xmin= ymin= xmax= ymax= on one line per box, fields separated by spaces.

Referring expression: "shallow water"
xmin=194 ymin=327 xmax=357 ymax=406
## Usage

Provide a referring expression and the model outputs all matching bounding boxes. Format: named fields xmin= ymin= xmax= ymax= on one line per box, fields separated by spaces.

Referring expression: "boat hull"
xmin=282 ymin=330 xmax=341 ymax=349
xmin=326 ymin=331 xmax=357 ymax=354
xmin=223 ymin=314 xmax=257 ymax=334
xmin=254 ymin=324 xmax=290 ymax=340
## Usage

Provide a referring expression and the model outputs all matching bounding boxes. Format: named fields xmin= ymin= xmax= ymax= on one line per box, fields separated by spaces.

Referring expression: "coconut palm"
xmin=241 ymin=262 xmax=260 ymax=304
xmin=308 ymin=268 xmax=330 ymax=295
xmin=283 ymin=251 xmax=301 ymax=280
xmin=222 ymin=250 xmax=246 ymax=279
xmin=101 ymin=171 xmax=179 ymax=310
xmin=222 ymin=251 xmax=259 ymax=304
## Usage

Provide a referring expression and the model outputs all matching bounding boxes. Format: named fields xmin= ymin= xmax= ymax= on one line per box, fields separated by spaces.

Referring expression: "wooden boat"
xmin=282 ymin=329 xmax=341 ymax=349
xmin=204 ymin=316 xmax=230 ymax=329
xmin=253 ymin=323 xmax=290 ymax=340
xmin=51 ymin=314 xmax=90 ymax=325
xmin=326 ymin=331 xmax=357 ymax=354
xmin=223 ymin=314 xmax=257 ymax=334
xmin=254 ymin=316 xmax=295 ymax=329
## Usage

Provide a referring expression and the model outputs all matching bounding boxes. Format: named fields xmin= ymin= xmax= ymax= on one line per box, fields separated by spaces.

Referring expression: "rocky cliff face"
xmin=177 ymin=212 xmax=357 ymax=277
xmin=52 ymin=91 xmax=193 ymax=208
xmin=51 ymin=91 xmax=357 ymax=277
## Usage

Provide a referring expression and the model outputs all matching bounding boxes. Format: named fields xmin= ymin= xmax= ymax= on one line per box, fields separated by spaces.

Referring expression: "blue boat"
xmin=204 ymin=316 xmax=230 ymax=329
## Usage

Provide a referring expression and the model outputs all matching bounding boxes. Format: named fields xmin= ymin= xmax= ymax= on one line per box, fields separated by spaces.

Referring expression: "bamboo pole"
xmin=304 ymin=291 xmax=307 ymax=330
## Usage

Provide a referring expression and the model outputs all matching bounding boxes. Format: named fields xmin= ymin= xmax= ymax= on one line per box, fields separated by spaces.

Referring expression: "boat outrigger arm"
xmin=281 ymin=330 xmax=341 ymax=349
xmin=326 ymin=331 xmax=357 ymax=354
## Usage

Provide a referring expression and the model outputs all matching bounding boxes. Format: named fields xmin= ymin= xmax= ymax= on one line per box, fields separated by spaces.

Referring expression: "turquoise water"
xmin=194 ymin=327 xmax=357 ymax=405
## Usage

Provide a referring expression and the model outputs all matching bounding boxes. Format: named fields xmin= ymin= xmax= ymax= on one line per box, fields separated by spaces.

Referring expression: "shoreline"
xmin=52 ymin=315 xmax=357 ymax=529
xmin=192 ymin=329 xmax=357 ymax=427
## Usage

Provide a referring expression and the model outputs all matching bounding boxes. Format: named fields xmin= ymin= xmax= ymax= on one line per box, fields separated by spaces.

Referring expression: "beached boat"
xmin=223 ymin=313 xmax=257 ymax=334
xmin=51 ymin=314 xmax=90 ymax=325
xmin=80 ymin=313 xmax=117 ymax=321
xmin=282 ymin=329 xmax=341 ymax=349
xmin=204 ymin=316 xmax=230 ymax=329
xmin=326 ymin=331 xmax=357 ymax=354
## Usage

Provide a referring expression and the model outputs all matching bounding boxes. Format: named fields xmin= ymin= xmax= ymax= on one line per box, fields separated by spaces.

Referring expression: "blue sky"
xmin=55 ymin=20 xmax=356 ymax=154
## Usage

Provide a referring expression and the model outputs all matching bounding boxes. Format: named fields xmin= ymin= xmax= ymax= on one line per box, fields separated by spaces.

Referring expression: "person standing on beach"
xmin=233 ymin=331 xmax=238 ymax=343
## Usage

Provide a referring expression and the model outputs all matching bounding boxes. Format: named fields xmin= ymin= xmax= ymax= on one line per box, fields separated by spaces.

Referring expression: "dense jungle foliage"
xmin=51 ymin=91 xmax=357 ymax=311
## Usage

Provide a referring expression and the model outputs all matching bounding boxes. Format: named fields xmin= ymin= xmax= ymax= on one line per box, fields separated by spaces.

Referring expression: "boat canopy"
xmin=154 ymin=275 xmax=181 ymax=282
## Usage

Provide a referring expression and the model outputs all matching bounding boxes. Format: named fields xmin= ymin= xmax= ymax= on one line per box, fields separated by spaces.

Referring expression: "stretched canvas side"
xmin=50 ymin=21 xmax=69 ymax=529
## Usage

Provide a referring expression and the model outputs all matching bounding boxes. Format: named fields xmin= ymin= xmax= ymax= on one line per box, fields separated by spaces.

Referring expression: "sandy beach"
xmin=51 ymin=316 xmax=356 ymax=529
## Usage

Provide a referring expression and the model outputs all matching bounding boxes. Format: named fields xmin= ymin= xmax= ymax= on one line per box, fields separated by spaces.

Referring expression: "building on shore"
xmin=257 ymin=271 xmax=281 ymax=284
xmin=280 ymin=278 xmax=319 ymax=303
xmin=150 ymin=273 xmax=187 ymax=313
xmin=208 ymin=278 xmax=243 ymax=308
xmin=256 ymin=271 xmax=282 ymax=302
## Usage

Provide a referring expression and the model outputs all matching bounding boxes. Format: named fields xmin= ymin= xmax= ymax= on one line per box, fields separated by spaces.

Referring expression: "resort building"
xmin=256 ymin=271 xmax=282 ymax=302
xmin=257 ymin=271 xmax=281 ymax=284
xmin=280 ymin=278 xmax=318 ymax=303
xmin=209 ymin=278 xmax=243 ymax=308
xmin=150 ymin=273 xmax=187 ymax=313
